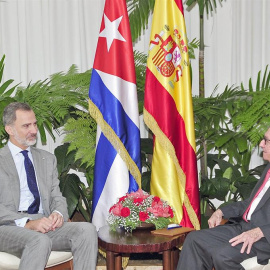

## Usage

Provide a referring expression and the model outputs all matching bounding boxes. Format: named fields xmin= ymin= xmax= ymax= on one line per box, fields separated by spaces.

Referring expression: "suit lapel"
xmin=251 ymin=164 xmax=270 ymax=214
xmin=0 ymin=145 xmax=20 ymax=210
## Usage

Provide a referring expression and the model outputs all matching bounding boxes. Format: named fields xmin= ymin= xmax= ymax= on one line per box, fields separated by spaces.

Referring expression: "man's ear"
xmin=5 ymin=125 xmax=13 ymax=136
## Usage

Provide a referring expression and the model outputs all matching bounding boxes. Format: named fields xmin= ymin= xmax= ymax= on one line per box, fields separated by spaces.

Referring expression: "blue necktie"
xmin=21 ymin=150 xmax=40 ymax=214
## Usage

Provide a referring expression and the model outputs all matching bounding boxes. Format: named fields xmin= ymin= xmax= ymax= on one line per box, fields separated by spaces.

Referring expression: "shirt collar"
xmin=8 ymin=141 xmax=31 ymax=158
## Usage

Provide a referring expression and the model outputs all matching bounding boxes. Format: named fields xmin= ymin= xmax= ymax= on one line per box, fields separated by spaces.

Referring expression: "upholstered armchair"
xmin=0 ymin=251 xmax=73 ymax=270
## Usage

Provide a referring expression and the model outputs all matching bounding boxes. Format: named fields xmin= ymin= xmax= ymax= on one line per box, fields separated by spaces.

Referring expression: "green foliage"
xmin=185 ymin=0 xmax=223 ymax=15
xmin=55 ymin=143 xmax=93 ymax=221
xmin=49 ymin=65 xmax=91 ymax=99
xmin=0 ymin=55 xmax=19 ymax=146
xmin=241 ymin=65 xmax=270 ymax=93
xmin=0 ymin=62 xmax=91 ymax=145
xmin=16 ymin=80 xmax=61 ymax=143
xmin=193 ymin=85 xmax=247 ymax=161
xmin=60 ymin=172 xmax=82 ymax=218
xmin=236 ymin=66 xmax=270 ymax=145
xmin=195 ymin=66 xmax=270 ymax=224
xmin=127 ymin=0 xmax=155 ymax=43
xmin=0 ymin=55 xmax=94 ymax=220
xmin=188 ymin=38 xmax=200 ymax=60
xmin=63 ymin=110 xmax=96 ymax=169
xmin=200 ymin=155 xmax=261 ymax=202
xmin=0 ymin=55 xmax=18 ymax=96
xmin=55 ymin=143 xmax=81 ymax=217
xmin=134 ymin=51 xmax=147 ymax=114
xmin=194 ymin=83 xmax=267 ymax=167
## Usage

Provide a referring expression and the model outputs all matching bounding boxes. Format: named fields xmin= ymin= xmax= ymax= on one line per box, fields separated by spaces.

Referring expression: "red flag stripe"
xmin=93 ymin=0 xmax=136 ymax=83
xmin=144 ymin=68 xmax=200 ymax=216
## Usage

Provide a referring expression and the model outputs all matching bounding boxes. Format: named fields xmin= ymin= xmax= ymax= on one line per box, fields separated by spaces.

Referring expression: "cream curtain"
xmin=185 ymin=0 xmax=270 ymax=95
xmin=0 ymin=0 xmax=269 ymax=94
xmin=0 ymin=0 xmax=105 ymax=83
xmin=0 ymin=0 xmax=269 ymax=157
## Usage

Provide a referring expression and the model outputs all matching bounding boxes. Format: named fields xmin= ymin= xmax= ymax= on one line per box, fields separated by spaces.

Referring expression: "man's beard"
xmin=13 ymin=129 xmax=37 ymax=147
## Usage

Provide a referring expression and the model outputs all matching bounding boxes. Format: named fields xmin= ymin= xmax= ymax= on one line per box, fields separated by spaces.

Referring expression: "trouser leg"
xmin=47 ymin=222 xmax=98 ymax=270
xmin=212 ymin=243 xmax=250 ymax=270
xmin=177 ymin=230 xmax=215 ymax=270
xmin=0 ymin=222 xmax=98 ymax=270
xmin=177 ymin=224 xmax=256 ymax=270
xmin=0 ymin=226 xmax=51 ymax=270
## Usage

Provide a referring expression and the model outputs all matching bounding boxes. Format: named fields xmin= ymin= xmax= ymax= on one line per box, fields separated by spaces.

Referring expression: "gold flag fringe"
xmin=89 ymin=99 xmax=141 ymax=187
xmin=144 ymin=108 xmax=200 ymax=230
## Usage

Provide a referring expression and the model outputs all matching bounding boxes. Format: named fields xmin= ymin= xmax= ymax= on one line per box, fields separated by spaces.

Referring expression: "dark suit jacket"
xmin=0 ymin=144 xmax=69 ymax=224
xmin=220 ymin=163 xmax=270 ymax=264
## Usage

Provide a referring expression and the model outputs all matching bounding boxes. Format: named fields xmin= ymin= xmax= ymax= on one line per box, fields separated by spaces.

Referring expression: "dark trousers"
xmin=177 ymin=221 xmax=270 ymax=270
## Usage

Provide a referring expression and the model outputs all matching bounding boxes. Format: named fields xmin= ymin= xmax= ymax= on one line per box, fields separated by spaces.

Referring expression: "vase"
xmin=134 ymin=222 xmax=155 ymax=231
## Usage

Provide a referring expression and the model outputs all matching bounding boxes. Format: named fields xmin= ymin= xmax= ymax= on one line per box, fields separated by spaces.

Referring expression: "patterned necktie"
xmin=243 ymin=168 xmax=270 ymax=222
xmin=21 ymin=150 xmax=40 ymax=214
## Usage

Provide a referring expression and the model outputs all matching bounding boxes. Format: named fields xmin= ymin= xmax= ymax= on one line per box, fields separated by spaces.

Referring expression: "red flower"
xmin=121 ymin=207 xmax=131 ymax=218
xmin=108 ymin=189 xmax=174 ymax=232
xmin=119 ymin=195 xmax=128 ymax=202
xmin=168 ymin=207 xmax=174 ymax=218
xmin=128 ymin=189 xmax=149 ymax=199
xmin=147 ymin=202 xmax=172 ymax=218
xmin=139 ymin=211 xmax=149 ymax=222
xmin=151 ymin=199 xmax=163 ymax=208
xmin=133 ymin=197 xmax=144 ymax=205
xmin=110 ymin=203 xmax=123 ymax=216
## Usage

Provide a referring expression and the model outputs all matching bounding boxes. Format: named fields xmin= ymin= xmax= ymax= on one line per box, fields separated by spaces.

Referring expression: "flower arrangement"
xmin=107 ymin=189 xmax=174 ymax=232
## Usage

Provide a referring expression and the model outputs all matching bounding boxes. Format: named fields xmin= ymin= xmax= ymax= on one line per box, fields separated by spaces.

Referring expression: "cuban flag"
xmin=89 ymin=0 xmax=142 ymax=231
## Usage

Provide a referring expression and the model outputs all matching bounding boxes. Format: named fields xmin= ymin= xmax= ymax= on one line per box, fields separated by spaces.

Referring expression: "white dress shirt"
xmin=247 ymin=177 xmax=270 ymax=220
xmin=8 ymin=141 xmax=43 ymax=226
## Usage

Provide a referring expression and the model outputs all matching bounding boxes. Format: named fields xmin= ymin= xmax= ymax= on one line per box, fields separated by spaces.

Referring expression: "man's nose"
xmin=30 ymin=125 xmax=38 ymax=133
xmin=259 ymin=139 xmax=265 ymax=148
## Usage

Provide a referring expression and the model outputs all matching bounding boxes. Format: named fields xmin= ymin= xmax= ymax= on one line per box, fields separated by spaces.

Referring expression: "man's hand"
xmin=25 ymin=217 xmax=54 ymax=233
xmin=48 ymin=212 xmax=64 ymax=231
xmin=229 ymin=227 xmax=264 ymax=254
xmin=24 ymin=213 xmax=64 ymax=233
xmin=208 ymin=209 xmax=223 ymax=228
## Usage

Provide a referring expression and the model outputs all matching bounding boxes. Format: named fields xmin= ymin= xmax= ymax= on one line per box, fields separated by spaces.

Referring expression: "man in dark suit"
xmin=177 ymin=128 xmax=270 ymax=270
xmin=0 ymin=102 xmax=98 ymax=270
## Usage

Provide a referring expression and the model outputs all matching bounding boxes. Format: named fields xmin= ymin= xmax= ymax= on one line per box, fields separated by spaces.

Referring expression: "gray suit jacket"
xmin=0 ymin=144 xmax=69 ymax=225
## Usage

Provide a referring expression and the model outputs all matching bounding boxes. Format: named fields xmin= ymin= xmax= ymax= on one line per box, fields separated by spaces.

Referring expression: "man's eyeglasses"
xmin=263 ymin=136 xmax=270 ymax=144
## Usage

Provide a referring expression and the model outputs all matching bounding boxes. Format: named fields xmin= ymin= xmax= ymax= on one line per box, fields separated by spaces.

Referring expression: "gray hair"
xmin=3 ymin=102 xmax=32 ymax=126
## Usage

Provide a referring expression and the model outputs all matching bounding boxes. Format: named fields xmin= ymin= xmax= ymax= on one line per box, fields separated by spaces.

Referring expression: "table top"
xmin=98 ymin=225 xmax=187 ymax=253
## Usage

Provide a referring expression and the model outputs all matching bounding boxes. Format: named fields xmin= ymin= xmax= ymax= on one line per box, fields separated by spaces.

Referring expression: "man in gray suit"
xmin=177 ymin=127 xmax=270 ymax=270
xmin=0 ymin=102 xmax=98 ymax=270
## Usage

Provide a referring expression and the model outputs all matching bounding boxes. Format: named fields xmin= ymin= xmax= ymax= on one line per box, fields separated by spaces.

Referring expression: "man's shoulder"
xmin=30 ymin=146 xmax=55 ymax=159
xmin=0 ymin=144 xmax=10 ymax=156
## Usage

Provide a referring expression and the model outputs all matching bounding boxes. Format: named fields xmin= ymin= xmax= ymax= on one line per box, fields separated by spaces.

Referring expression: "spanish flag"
xmin=144 ymin=0 xmax=200 ymax=229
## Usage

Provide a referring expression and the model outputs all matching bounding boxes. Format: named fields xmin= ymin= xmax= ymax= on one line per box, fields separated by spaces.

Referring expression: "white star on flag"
xmin=99 ymin=14 xmax=126 ymax=51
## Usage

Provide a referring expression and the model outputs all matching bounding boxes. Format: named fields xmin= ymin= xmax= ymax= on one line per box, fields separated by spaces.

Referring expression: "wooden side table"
xmin=98 ymin=225 xmax=188 ymax=270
